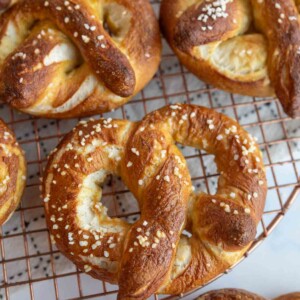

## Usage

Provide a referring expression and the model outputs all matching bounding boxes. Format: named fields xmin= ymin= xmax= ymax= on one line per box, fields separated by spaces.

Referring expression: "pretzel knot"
xmin=160 ymin=0 xmax=300 ymax=118
xmin=0 ymin=119 xmax=26 ymax=225
xmin=43 ymin=104 xmax=267 ymax=299
xmin=0 ymin=0 xmax=161 ymax=118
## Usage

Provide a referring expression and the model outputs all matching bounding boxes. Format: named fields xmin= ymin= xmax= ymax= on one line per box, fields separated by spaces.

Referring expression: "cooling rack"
xmin=0 ymin=1 xmax=300 ymax=299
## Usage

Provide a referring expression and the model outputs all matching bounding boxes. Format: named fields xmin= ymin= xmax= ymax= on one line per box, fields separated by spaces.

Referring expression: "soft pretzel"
xmin=43 ymin=104 xmax=267 ymax=299
xmin=275 ymin=293 xmax=300 ymax=300
xmin=196 ymin=289 xmax=266 ymax=300
xmin=160 ymin=0 xmax=300 ymax=118
xmin=0 ymin=119 xmax=26 ymax=225
xmin=196 ymin=289 xmax=300 ymax=300
xmin=0 ymin=0 xmax=161 ymax=118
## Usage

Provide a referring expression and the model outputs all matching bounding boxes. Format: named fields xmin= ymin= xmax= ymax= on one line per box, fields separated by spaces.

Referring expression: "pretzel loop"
xmin=44 ymin=104 xmax=267 ymax=299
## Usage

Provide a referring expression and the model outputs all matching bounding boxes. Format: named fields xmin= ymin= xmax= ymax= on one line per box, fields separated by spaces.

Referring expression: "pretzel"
xmin=0 ymin=119 xmax=26 ymax=225
xmin=160 ymin=0 xmax=300 ymax=118
xmin=196 ymin=289 xmax=266 ymax=300
xmin=275 ymin=293 xmax=300 ymax=300
xmin=0 ymin=0 xmax=161 ymax=118
xmin=196 ymin=289 xmax=300 ymax=300
xmin=43 ymin=104 xmax=267 ymax=299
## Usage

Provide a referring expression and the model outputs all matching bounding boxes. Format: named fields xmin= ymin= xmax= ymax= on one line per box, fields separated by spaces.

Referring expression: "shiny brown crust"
xmin=251 ymin=0 xmax=300 ymax=117
xmin=43 ymin=104 xmax=267 ymax=299
xmin=0 ymin=119 xmax=26 ymax=225
xmin=160 ymin=0 xmax=300 ymax=118
xmin=274 ymin=293 xmax=300 ymax=300
xmin=196 ymin=289 xmax=266 ymax=300
xmin=0 ymin=0 xmax=161 ymax=118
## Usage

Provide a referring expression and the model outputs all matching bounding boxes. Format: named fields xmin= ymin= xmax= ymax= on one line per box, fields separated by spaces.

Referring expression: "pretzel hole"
xmin=77 ymin=170 xmax=139 ymax=232
xmin=201 ymin=152 xmax=218 ymax=195
xmin=64 ymin=56 xmax=84 ymax=76
xmin=47 ymin=38 xmax=85 ymax=78
xmin=180 ymin=144 xmax=219 ymax=194
xmin=101 ymin=174 xmax=140 ymax=224
xmin=102 ymin=3 xmax=131 ymax=42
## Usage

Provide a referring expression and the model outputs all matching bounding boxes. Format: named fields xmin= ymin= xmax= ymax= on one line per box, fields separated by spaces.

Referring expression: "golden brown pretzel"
xmin=160 ymin=0 xmax=300 ymax=118
xmin=43 ymin=104 xmax=267 ymax=299
xmin=196 ymin=288 xmax=266 ymax=300
xmin=0 ymin=0 xmax=161 ymax=118
xmin=0 ymin=119 xmax=26 ymax=224
xmin=275 ymin=293 xmax=300 ymax=300
xmin=196 ymin=289 xmax=300 ymax=300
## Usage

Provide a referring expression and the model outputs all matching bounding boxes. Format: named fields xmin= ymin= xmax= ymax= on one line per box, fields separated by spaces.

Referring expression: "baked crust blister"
xmin=0 ymin=0 xmax=161 ymax=118
xmin=0 ymin=119 xmax=26 ymax=225
xmin=160 ymin=0 xmax=300 ymax=118
xmin=43 ymin=104 xmax=267 ymax=299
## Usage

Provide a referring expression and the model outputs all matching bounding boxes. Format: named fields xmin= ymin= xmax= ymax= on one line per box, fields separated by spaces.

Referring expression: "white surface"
xmin=191 ymin=194 xmax=300 ymax=299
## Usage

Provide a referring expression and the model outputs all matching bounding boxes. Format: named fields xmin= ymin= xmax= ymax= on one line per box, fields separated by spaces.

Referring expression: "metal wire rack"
xmin=0 ymin=1 xmax=300 ymax=299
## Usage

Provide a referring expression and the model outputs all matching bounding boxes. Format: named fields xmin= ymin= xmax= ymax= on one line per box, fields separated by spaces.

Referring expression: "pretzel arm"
xmin=118 ymin=124 xmax=192 ymax=299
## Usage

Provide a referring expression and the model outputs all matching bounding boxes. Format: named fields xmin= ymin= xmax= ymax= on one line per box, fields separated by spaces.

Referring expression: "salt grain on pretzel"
xmin=43 ymin=104 xmax=267 ymax=299
xmin=160 ymin=0 xmax=300 ymax=117
xmin=0 ymin=119 xmax=26 ymax=225
xmin=0 ymin=0 xmax=161 ymax=118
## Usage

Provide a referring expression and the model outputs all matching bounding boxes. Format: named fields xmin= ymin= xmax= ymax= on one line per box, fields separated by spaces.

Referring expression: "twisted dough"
xmin=0 ymin=119 xmax=26 ymax=225
xmin=0 ymin=0 xmax=161 ymax=118
xmin=43 ymin=104 xmax=267 ymax=299
xmin=160 ymin=0 xmax=300 ymax=118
